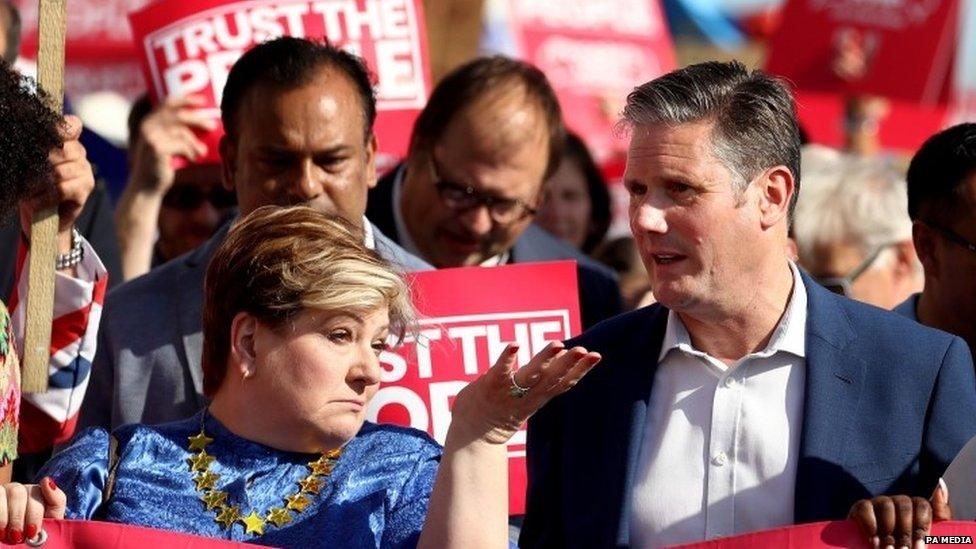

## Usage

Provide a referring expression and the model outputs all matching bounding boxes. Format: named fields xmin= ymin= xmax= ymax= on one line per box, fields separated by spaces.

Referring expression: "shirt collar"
xmin=392 ymin=164 xmax=509 ymax=267
xmin=362 ymin=216 xmax=375 ymax=250
xmin=658 ymin=261 xmax=808 ymax=362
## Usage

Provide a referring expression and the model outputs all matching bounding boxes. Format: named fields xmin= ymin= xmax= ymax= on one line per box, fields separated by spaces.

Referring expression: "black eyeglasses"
xmin=816 ymin=243 xmax=895 ymax=296
xmin=921 ymin=220 xmax=976 ymax=255
xmin=428 ymin=155 xmax=537 ymax=225
xmin=162 ymin=185 xmax=237 ymax=211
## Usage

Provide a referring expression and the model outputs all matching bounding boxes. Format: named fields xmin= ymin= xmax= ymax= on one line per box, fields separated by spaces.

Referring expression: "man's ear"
xmin=229 ymin=312 xmax=258 ymax=379
xmin=891 ymin=239 xmax=921 ymax=281
xmin=913 ymin=221 xmax=940 ymax=279
xmin=365 ymin=133 xmax=378 ymax=190
xmin=219 ymin=136 xmax=237 ymax=193
xmin=757 ymin=165 xmax=795 ymax=230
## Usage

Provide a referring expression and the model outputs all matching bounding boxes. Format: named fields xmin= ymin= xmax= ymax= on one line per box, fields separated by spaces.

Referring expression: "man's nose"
xmin=456 ymin=203 xmax=494 ymax=235
xmin=289 ymin=161 xmax=324 ymax=201
xmin=631 ymin=200 xmax=668 ymax=235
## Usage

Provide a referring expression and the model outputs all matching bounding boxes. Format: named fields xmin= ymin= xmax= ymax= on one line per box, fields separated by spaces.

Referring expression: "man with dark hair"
xmin=80 ymin=37 xmax=429 ymax=432
xmin=894 ymin=123 xmax=976 ymax=356
xmin=519 ymin=61 xmax=976 ymax=548
xmin=367 ymin=55 xmax=621 ymax=328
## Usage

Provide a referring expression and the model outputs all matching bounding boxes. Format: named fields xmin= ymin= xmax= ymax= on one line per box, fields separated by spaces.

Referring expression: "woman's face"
xmin=536 ymin=158 xmax=592 ymax=250
xmin=250 ymin=306 xmax=390 ymax=451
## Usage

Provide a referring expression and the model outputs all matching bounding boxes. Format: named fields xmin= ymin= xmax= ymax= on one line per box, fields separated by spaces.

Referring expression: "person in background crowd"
xmin=894 ymin=123 xmax=976 ymax=356
xmin=79 ymin=37 xmax=430 ymax=434
xmin=115 ymin=94 xmax=234 ymax=280
xmin=5 ymin=206 xmax=601 ymax=548
xmin=0 ymin=59 xmax=107 ymax=498
xmin=535 ymin=132 xmax=611 ymax=255
xmin=792 ymin=146 xmax=922 ymax=309
xmin=366 ymin=56 xmax=622 ymax=329
xmin=591 ymin=235 xmax=654 ymax=310
xmin=519 ymin=60 xmax=976 ymax=548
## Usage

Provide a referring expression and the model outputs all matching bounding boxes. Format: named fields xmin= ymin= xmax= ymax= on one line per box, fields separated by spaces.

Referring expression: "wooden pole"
xmin=21 ymin=0 xmax=67 ymax=394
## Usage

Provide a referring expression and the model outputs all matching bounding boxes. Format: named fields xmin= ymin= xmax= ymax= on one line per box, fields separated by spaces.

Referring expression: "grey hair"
xmin=620 ymin=60 xmax=802 ymax=215
xmin=793 ymin=148 xmax=915 ymax=273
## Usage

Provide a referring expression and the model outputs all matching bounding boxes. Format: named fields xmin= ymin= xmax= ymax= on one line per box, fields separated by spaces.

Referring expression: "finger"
xmin=5 ymin=483 xmax=27 ymax=544
xmin=513 ymin=341 xmax=565 ymax=388
xmin=849 ymin=499 xmax=880 ymax=549
xmin=533 ymin=346 xmax=587 ymax=392
xmin=59 ymin=115 xmax=83 ymax=141
xmin=557 ymin=352 xmax=601 ymax=391
xmin=912 ymin=496 xmax=932 ymax=548
xmin=52 ymin=160 xmax=89 ymax=187
xmin=932 ymin=478 xmax=952 ymax=521
xmin=173 ymin=108 xmax=218 ymax=131
xmin=173 ymin=126 xmax=208 ymax=159
xmin=163 ymin=94 xmax=208 ymax=109
xmin=875 ymin=497 xmax=896 ymax=549
xmin=39 ymin=477 xmax=66 ymax=520
xmin=489 ymin=344 xmax=520 ymax=381
xmin=24 ymin=486 xmax=45 ymax=543
xmin=48 ymin=139 xmax=86 ymax=164
xmin=893 ymin=495 xmax=913 ymax=549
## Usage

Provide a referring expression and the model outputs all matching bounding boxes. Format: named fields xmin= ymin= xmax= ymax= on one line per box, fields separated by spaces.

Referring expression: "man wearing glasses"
xmin=792 ymin=152 xmax=923 ymax=309
xmin=367 ymin=56 xmax=622 ymax=328
xmin=896 ymin=123 xmax=976 ymax=357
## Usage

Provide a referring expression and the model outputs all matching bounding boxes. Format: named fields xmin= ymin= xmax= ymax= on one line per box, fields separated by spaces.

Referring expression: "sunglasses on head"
xmin=162 ymin=185 xmax=237 ymax=211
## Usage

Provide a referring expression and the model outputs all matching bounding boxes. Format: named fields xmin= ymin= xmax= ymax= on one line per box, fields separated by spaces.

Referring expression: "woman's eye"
xmin=371 ymin=341 xmax=390 ymax=355
xmin=328 ymin=329 xmax=352 ymax=343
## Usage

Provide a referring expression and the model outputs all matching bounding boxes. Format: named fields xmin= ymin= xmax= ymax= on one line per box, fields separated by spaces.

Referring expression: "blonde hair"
xmin=201 ymin=205 xmax=413 ymax=395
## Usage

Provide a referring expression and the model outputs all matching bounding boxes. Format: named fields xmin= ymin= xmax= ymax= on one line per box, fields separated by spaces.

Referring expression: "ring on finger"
xmin=26 ymin=529 xmax=47 ymax=547
xmin=509 ymin=372 xmax=531 ymax=399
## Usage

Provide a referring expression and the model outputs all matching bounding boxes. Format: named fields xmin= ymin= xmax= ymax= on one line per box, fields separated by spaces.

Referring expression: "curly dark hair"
xmin=0 ymin=59 xmax=63 ymax=218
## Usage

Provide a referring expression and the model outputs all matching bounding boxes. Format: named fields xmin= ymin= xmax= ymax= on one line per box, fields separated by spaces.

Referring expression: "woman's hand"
xmin=848 ymin=481 xmax=951 ymax=549
xmin=448 ymin=342 xmax=601 ymax=445
xmin=0 ymin=477 xmax=66 ymax=544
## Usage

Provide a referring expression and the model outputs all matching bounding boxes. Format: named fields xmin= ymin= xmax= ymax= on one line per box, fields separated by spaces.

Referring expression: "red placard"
xmin=127 ymin=0 xmax=431 ymax=167
xmin=368 ymin=261 xmax=582 ymax=515
xmin=6 ymin=518 xmax=264 ymax=548
xmin=668 ymin=520 xmax=976 ymax=549
xmin=765 ymin=0 xmax=960 ymax=105
xmin=508 ymin=0 xmax=676 ymax=163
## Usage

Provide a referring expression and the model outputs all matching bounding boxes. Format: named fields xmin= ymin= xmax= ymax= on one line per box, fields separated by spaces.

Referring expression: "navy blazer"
xmin=367 ymin=165 xmax=623 ymax=328
xmin=520 ymin=272 xmax=976 ymax=548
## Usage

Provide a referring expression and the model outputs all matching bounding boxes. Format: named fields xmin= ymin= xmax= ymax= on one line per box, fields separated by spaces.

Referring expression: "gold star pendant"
xmin=188 ymin=450 xmax=216 ymax=472
xmin=188 ymin=432 xmax=214 ymax=451
xmin=267 ymin=507 xmax=293 ymax=528
xmin=285 ymin=493 xmax=311 ymax=512
xmin=323 ymin=448 xmax=341 ymax=460
xmin=194 ymin=471 xmax=220 ymax=491
xmin=308 ymin=457 xmax=336 ymax=476
xmin=215 ymin=505 xmax=241 ymax=529
xmin=240 ymin=510 xmax=266 ymax=535
xmin=201 ymin=490 xmax=228 ymax=510
xmin=297 ymin=476 xmax=323 ymax=495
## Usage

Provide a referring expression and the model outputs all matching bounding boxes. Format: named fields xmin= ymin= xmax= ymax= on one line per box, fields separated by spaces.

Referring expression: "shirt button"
xmin=711 ymin=452 xmax=728 ymax=466
xmin=722 ymin=376 xmax=736 ymax=388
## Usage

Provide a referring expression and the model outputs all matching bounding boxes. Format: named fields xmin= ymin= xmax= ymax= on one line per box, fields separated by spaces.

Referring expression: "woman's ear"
xmin=229 ymin=312 xmax=258 ymax=379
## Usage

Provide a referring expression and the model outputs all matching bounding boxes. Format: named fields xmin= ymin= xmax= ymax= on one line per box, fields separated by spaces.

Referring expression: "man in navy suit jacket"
xmin=520 ymin=61 xmax=976 ymax=548
xmin=365 ymin=56 xmax=622 ymax=329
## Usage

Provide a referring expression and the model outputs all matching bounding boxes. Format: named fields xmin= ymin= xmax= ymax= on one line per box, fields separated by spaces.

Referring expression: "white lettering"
xmin=429 ymin=381 xmax=467 ymax=444
xmin=366 ymin=386 xmax=429 ymax=431
xmin=448 ymin=326 xmax=487 ymax=376
xmin=374 ymin=39 xmax=416 ymax=99
xmin=182 ymin=21 xmax=219 ymax=59
xmin=163 ymin=60 xmax=210 ymax=97
xmin=212 ymin=10 xmax=252 ymax=51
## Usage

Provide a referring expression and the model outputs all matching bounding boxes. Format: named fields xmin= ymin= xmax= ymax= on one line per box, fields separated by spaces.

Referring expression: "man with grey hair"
xmin=520 ymin=61 xmax=976 ymax=548
xmin=793 ymin=148 xmax=923 ymax=309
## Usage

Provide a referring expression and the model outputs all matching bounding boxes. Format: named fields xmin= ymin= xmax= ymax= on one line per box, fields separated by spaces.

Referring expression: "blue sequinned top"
xmin=39 ymin=411 xmax=442 ymax=548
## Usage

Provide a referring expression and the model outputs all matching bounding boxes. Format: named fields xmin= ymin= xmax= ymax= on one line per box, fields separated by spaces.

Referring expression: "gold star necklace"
xmin=186 ymin=411 xmax=342 ymax=536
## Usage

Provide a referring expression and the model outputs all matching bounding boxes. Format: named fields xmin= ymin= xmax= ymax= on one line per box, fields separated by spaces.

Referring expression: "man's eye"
xmin=666 ymin=182 xmax=695 ymax=196
xmin=626 ymin=182 xmax=648 ymax=197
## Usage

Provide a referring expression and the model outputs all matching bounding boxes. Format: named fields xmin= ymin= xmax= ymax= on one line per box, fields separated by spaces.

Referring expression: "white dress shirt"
xmin=391 ymin=165 xmax=509 ymax=267
xmin=630 ymin=262 xmax=808 ymax=548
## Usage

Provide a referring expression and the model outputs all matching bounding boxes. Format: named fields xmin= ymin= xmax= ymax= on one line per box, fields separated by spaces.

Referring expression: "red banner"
xmin=4 ymin=518 xmax=262 ymax=548
xmin=128 ymin=0 xmax=431 ymax=166
xmin=368 ymin=261 xmax=582 ymax=514
xmin=508 ymin=0 xmax=676 ymax=163
xmin=765 ymin=0 xmax=960 ymax=104
xmin=669 ymin=520 xmax=976 ymax=548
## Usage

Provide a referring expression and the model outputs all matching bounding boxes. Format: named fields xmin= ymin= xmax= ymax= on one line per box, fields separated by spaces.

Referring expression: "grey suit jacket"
xmin=77 ymin=218 xmax=430 ymax=431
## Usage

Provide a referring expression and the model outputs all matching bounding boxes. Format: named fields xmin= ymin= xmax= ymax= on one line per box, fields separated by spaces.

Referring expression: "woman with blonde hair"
xmin=4 ymin=205 xmax=599 ymax=547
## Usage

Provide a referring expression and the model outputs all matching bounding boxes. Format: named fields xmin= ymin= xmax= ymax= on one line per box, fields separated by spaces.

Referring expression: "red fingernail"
xmin=509 ymin=344 xmax=520 ymax=353
xmin=46 ymin=476 xmax=57 ymax=491
xmin=26 ymin=524 xmax=37 ymax=539
xmin=9 ymin=529 xmax=24 ymax=543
